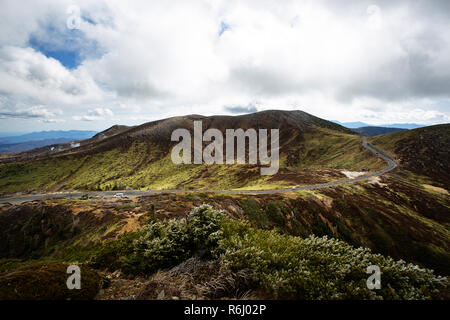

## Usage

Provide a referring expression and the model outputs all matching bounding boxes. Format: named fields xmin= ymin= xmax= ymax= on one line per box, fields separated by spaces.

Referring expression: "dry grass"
xmin=96 ymin=257 xmax=257 ymax=300
xmin=423 ymin=184 xmax=449 ymax=195
xmin=136 ymin=257 xmax=256 ymax=300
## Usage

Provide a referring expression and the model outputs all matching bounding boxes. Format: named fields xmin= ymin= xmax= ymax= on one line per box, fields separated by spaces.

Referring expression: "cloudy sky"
xmin=0 ymin=0 xmax=449 ymax=133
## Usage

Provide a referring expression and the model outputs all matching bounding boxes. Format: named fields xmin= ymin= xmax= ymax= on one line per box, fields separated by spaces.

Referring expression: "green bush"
xmin=114 ymin=203 xmax=140 ymax=211
xmin=133 ymin=218 xmax=191 ymax=273
xmin=187 ymin=204 xmax=223 ymax=257
xmin=93 ymin=204 xmax=223 ymax=274
xmin=218 ymin=218 xmax=448 ymax=300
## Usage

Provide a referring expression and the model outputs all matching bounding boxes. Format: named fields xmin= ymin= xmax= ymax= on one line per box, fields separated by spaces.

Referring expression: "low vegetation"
xmin=0 ymin=202 xmax=448 ymax=300
xmin=91 ymin=205 xmax=448 ymax=300
xmin=371 ymin=124 xmax=450 ymax=188
xmin=0 ymin=126 xmax=385 ymax=194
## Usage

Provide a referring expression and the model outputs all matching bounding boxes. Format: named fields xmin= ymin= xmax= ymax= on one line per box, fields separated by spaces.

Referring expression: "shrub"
xmin=93 ymin=204 xmax=223 ymax=274
xmin=218 ymin=218 xmax=448 ymax=300
xmin=187 ymin=204 xmax=223 ymax=257
xmin=264 ymin=201 xmax=287 ymax=226
xmin=92 ymin=205 xmax=448 ymax=299
xmin=133 ymin=218 xmax=192 ymax=273
xmin=311 ymin=215 xmax=335 ymax=238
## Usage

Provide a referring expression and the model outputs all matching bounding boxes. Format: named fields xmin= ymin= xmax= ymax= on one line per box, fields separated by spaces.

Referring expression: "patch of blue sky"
xmin=28 ymin=23 xmax=104 ymax=70
xmin=29 ymin=38 xmax=80 ymax=69
xmin=219 ymin=21 xmax=230 ymax=36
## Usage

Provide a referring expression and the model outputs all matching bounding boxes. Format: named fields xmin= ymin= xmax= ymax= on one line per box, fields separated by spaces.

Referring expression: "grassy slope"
xmin=2 ymin=165 xmax=448 ymax=276
xmin=1 ymin=202 xmax=447 ymax=299
xmin=370 ymin=124 xmax=450 ymax=188
xmin=289 ymin=127 xmax=383 ymax=170
xmin=0 ymin=128 xmax=384 ymax=193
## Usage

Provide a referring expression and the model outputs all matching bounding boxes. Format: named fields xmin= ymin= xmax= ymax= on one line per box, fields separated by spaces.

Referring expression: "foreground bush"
xmin=219 ymin=219 xmax=448 ymax=299
xmin=93 ymin=205 xmax=448 ymax=299
xmin=93 ymin=204 xmax=223 ymax=274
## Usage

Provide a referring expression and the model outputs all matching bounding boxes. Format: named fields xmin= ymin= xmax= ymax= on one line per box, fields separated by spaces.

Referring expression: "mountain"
xmin=353 ymin=126 xmax=407 ymax=137
xmin=0 ymin=138 xmax=73 ymax=153
xmin=381 ymin=123 xmax=424 ymax=130
xmin=0 ymin=130 xmax=98 ymax=154
xmin=0 ymin=110 xmax=385 ymax=193
xmin=0 ymin=130 xmax=97 ymax=144
xmin=0 ymin=132 xmax=28 ymax=138
xmin=333 ymin=120 xmax=425 ymax=130
xmin=91 ymin=125 xmax=133 ymax=140
xmin=370 ymin=124 xmax=450 ymax=188
xmin=332 ymin=120 xmax=369 ymax=128
xmin=0 ymin=127 xmax=128 ymax=159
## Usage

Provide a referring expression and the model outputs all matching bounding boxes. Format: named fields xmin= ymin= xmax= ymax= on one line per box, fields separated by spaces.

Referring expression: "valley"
xmin=0 ymin=110 xmax=448 ymax=300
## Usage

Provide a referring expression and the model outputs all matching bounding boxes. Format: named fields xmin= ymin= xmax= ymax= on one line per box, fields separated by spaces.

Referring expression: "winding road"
xmin=0 ymin=137 xmax=397 ymax=204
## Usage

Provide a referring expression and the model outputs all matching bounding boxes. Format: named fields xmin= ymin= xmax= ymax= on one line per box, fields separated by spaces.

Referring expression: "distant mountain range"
xmin=0 ymin=130 xmax=97 ymax=144
xmin=332 ymin=121 xmax=425 ymax=130
xmin=0 ymin=130 xmax=97 ymax=154
xmin=352 ymin=126 xmax=407 ymax=137
xmin=0 ymin=138 xmax=75 ymax=153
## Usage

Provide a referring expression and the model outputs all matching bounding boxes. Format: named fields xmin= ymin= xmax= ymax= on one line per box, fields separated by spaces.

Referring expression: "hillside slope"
xmin=354 ymin=126 xmax=406 ymax=137
xmin=370 ymin=124 xmax=450 ymax=188
xmin=0 ymin=110 xmax=384 ymax=193
xmin=0 ymin=197 xmax=448 ymax=299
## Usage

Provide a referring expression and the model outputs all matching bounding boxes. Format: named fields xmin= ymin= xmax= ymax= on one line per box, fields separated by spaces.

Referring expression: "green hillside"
xmin=0 ymin=127 xmax=383 ymax=193
xmin=0 ymin=110 xmax=387 ymax=193
xmin=370 ymin=124 xmax=450 ymax=188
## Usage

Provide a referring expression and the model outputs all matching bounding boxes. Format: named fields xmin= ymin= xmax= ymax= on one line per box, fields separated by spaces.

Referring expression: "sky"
xmin=0 ymin=0 xmax=449 ymax=133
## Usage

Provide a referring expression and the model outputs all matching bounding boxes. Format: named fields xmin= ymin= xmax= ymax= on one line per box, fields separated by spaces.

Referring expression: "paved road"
xmin=0 ymin=137 xmax=397 ymax=204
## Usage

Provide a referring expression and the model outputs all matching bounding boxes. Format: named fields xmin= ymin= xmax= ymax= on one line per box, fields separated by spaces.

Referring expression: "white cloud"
xmin=0 ymin=46 xmax=103 ymax=105
xmin=0 ymin=0 xmax=449 ymax=131
xmin=0 ymin=104 xmax=61 ymax=119
xmin=41 ymin=118 xmax=66 ymax=123
xmin=73 ymin=107 xmax=114 ymax=121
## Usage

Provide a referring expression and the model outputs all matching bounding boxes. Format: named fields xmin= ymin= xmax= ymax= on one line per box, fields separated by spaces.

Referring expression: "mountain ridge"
xmin=0 ymin=110 xmax=383 ymax=193
xmin=0 ymin=110 xmax=354 ymax=163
